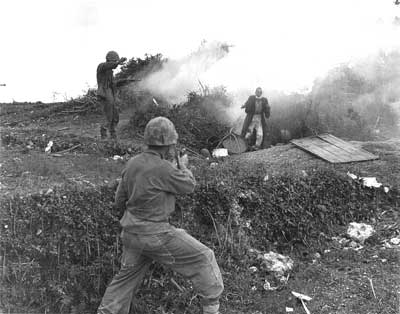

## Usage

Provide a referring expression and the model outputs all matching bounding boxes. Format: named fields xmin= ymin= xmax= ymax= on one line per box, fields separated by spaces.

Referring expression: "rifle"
xmin=115 ymin=78 xmax=141 ymax=87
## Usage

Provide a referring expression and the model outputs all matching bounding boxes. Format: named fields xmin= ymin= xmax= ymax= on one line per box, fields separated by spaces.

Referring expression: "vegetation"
xmin=126 ymin=87 xmax=232 ymax=150
xmin=1 ymin=162 xmax=397 ymax=313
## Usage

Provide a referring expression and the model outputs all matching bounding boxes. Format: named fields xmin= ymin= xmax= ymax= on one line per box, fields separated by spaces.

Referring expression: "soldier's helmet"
xmin=144 ymin=117 xmax=178 ymax=146
xmin=106 ymin=51 xmax=120 ymax=62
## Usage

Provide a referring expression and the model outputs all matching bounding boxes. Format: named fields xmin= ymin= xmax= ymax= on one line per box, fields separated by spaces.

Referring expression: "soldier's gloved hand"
xmin=119 ymin=57 xmax=127 ymax=64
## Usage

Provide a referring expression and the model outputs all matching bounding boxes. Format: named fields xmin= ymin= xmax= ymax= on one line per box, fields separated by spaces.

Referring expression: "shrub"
xmin=126 ymin=89 xmax=232 ymax=150
xmin=0 ymin=166 xmax=396 ymax=313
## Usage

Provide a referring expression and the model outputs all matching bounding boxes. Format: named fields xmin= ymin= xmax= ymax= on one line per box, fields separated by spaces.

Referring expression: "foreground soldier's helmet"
xmin=144 ymin=117 xmax=178 ymax=146
xmin=106 ymin=51 xmax=120 ymax=62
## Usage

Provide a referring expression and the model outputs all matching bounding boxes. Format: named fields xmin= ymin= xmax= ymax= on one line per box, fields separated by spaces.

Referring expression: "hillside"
xmin=0 ymin=101 xmax=399 ymax=314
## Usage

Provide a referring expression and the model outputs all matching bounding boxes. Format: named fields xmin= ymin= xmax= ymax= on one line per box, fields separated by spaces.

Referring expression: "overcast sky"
xmin=0 ymin=0 xmax=399 ymax=102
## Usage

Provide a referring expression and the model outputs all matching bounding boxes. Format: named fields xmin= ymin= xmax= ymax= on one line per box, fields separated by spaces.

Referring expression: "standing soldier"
xmin=97 ymin=117 xmax=224 ymax=314
xmin=240 ymin=87 xmax=271 ymax=148
xmin=97 ymin=51 xmax=127 ymax=139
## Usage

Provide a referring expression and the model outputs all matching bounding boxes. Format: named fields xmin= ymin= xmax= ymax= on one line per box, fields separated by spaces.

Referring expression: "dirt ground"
xmin=0 ymin=102 xmax=399 ymax=314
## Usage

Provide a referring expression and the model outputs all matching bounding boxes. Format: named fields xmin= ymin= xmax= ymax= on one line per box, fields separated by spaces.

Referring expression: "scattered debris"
xmin=347 ymin=172 xmax=389 ymax=192
xmin=384 ymin=187 xmax=390 ymax=193
xmin=45 ymin=140 xmax=53 ymax=153
xmin=26 ymin=140 xmax=34 ymax=149
xmin=362 ymin=177 xmax=382 ymax=188
xmin=347 ymin=222 xmax=375 ymax=243
xmin=291 ymin=291 xmax=312 ymax=314
xmin=347 ymin=172 xmax=358 ymax=180
xmin=263 ymin=279 xmax=278 ymax=291
xmin=112 ymin=155 xmax=123 ymax=161
xmin=285 ymin=307 xmax=294 ymax=313
xmin=212 ymin=148 xmax=228 ymax=158
xmin=367 ymin=277 xmax=377 ymax=299
xmin=313 ymin=252 xmax=321 ymax=259
xmin=382 ymin=236 xmax=400 ymax=249
xmin=390 ymin=236 xmax=400 ymax=245
xmin=258 ymin=251 xmax=294 ymax=282
xmin=210 ymin=162 xmax=218 ymax=168
xmin=249 ymin=266 xmax=258 ymax=272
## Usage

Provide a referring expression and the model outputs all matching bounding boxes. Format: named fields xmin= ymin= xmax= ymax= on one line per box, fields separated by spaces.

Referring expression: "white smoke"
xmin=138 ymin=41 xmax=231 ymax=103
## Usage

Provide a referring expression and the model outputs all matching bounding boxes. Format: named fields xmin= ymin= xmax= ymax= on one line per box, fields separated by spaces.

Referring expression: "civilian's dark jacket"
xmin=243 ymin=96 xmax=270 ymax=117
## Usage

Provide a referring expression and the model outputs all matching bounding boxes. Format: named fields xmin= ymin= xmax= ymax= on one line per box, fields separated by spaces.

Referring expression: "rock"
xmin=200 ymin=148 xmax=211 ymax=158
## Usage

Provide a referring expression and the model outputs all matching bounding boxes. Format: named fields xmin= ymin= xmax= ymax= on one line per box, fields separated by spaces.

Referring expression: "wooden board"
xmin=291 ymin=134 xmax=379 ymax=163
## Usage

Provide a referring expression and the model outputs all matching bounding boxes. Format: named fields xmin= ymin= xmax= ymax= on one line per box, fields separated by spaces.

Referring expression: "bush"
xmin=127 ymin=89 xmax=232 ymax=150
xmin=1 ymin=165 xmax=395 ymax=313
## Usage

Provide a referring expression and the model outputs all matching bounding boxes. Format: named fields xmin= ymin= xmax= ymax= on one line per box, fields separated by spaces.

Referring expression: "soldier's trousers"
xmin=97 ymin=227 xmax=224 ymax=314
xmin=97 ymin=93 xmax=119 ymax=138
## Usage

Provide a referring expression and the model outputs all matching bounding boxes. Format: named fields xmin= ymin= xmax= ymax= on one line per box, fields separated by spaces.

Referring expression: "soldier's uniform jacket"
xmin=243 ymin=95 xmax=270 ymax=117
xmin=96 ymin=61 xmax=120 ymax=99
xmin=115 ymin=149 xmax=196 ymax=234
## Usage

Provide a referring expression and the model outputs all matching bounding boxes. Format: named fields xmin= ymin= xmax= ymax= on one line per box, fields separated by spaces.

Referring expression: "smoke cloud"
xmin=138 ymin=41 xmax=231 ymax=103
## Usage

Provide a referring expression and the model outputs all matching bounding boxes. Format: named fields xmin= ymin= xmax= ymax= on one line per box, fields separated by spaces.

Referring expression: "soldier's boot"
xmin=100 ymin=127 xmax=107 ymax=139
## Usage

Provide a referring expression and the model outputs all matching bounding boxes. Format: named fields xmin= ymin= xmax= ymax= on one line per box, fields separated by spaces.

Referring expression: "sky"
xmin=0 ymin=0 xmax=399 ymax=103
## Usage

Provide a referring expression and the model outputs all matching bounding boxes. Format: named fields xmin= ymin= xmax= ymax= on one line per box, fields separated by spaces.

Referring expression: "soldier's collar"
xmin=144 ymin=149 xmax=164 ymax=159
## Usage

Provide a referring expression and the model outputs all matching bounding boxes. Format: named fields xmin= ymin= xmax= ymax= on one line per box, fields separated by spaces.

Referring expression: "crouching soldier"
xmin=240 ymin=87 xmax=271 ymax=148
xmin=96 ymin=51 xmax=127 ymax=139
xmin=97 ymin=117 xmax=224 ymax=314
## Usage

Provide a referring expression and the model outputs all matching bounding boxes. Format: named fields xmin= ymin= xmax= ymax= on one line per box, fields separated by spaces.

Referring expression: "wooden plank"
xmin=291 ymin=134 xmax=379 ymax=163
xmin=311 ymin=138 xmax=356 ymax=162
xmin=297 ymin=140 xmax=344 ymax=163
xmin=291 ymin=137 xmax=344 ymax=163
xmin=318 ymin=134 xmax=378 ymax=160
xmin=318 ymin=134 xmax=367 ymax=155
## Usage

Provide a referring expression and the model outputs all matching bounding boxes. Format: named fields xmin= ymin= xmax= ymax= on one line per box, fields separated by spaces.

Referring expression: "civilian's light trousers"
xmin=97 ymin=227 xmax=224 ymax=314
